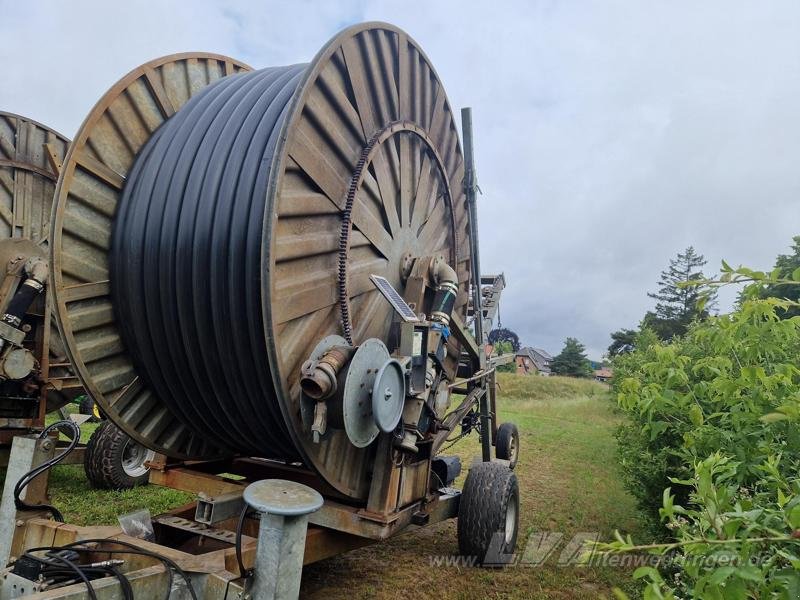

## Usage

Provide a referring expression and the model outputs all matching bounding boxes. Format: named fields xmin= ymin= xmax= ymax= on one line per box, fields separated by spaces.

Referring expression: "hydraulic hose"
xmin=111 ymin=66 xmax=307 ymax=458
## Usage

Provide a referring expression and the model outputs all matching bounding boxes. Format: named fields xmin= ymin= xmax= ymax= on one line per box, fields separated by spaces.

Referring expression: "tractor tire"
xmin=457 ymin=461 xmax=519 ymax=565
xmin=78 ymin=395 xmax=103 ymax=422
xmin=495 ymin=422 xmax=520 ymax=469
xmin=84 ymin=421 xmax=155 ymax=489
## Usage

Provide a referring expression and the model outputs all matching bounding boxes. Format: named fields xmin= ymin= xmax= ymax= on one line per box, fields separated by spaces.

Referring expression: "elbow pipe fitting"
xmin=429 ymin=258 xmax=458 ymax=327
xmin=300 ymin=345 xmax=355 ymax=400
xmin=430 ymin=258 xmax=458 ymax=289
xmin=24 ymin=257 xmax=48 ymax=286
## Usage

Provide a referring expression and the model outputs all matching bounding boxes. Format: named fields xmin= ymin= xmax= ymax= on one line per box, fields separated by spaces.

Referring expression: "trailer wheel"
xmin=495 ymin=422 xmax=519 ymax=469
xmin=84 ymin=421 xmax=155 ymax=489
xmin=78 ymin=395 xmax=103 ymax=422
xmin=457 ymin=462 xmax=519 ymax=565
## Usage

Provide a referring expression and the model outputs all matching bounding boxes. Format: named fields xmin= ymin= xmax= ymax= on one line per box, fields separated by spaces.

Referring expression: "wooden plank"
xmin=144 ymin=67 xmax=177 ymax=119
xmin=410 ymin=152 xmax=436 ymax=233
xmin=149 ymin=467 xmax=245 ymax=497
xmin=351 ymin=195 xmax=395 ymax=259
xmin=288 ymin=127 xmax=349 ymax=206
xmin=62 ymin=280 xmax=110 ymax=303
xmin=74 ymin=151 xmax=124 ymax=190
xmin=370 ymin=146 xmax=401 ymax=237
xmin=341 ymin=35 xmax=378 ymax=137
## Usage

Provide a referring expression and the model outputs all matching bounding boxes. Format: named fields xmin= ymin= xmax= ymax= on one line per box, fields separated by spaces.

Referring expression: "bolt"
xmin=16 ymin=520 xmax=24 ymax=527
xmin=41 ymin=439 xmax=53 ymax=452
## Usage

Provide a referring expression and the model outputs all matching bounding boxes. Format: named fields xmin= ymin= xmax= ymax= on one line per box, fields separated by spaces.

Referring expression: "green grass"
xmin=36 ymin=408 xmax=194 ymax=526
xmin=23 ymin=375 xmax=641 ymax=598
xmin=302 ymin=374 xmax=643 ymax=599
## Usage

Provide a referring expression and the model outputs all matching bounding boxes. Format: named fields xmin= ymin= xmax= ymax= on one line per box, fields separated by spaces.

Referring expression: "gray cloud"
xmin=2 ymin=0 xmax=798 ymax=359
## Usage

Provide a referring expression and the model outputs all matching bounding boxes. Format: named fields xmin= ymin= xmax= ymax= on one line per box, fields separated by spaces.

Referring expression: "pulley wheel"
xmin=371 ymin=358 xmax=405 ymax=433
xmin=341 ymin=338 xmax=390 ymax=448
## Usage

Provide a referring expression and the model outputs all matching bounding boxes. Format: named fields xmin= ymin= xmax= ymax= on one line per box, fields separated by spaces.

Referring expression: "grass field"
xmin=37 ymin=374 xmax=642 ymax=599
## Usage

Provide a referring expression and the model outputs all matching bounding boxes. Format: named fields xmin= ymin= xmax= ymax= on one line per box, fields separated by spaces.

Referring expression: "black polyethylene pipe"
xmin=111 ymin=65 xmax=307 ymax=459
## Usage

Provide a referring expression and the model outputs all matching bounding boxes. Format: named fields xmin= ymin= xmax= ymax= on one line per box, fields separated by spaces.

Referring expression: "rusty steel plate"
xmin=50 ymin=25 xmax=472 ymax=500
xmin=0 ymin=112 xmax=77 ymax=411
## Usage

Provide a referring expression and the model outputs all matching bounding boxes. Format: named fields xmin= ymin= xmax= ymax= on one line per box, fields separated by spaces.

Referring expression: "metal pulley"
xmin=371 ymin=359 xmax=405 ymax=434
xmin=301 ymin=337 xmax=406 ymax=448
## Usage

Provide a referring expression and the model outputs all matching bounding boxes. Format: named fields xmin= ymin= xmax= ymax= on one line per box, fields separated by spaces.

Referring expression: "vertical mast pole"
xmin=461 ymin=107 xmax=491 ymax=462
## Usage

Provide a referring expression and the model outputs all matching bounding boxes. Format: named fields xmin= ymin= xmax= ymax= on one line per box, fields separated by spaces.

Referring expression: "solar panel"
xmin=369 ymin=275 xmax=419 ymax=322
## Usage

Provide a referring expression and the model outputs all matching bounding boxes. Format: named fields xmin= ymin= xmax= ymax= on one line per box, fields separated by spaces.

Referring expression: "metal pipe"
xmin=461 ymin=108 xmax=484 ymax=348
xmin=461 ymin=107 xmax=492 ymax=463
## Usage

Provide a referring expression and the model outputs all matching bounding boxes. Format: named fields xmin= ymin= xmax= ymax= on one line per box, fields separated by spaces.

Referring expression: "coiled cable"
xmin=111 ymin=66 xmax=308 ymax=458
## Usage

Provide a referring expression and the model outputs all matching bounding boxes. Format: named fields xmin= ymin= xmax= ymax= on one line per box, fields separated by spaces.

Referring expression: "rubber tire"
xmin=457 ymin=462 xmax=519 ymax=565
xmin=84 ymin=421 xmax=151 ymax=489
xmin=495 ymin=422 xmax=520 ymax=469
xmin=78 ymin=395 xmax=103 ymax=422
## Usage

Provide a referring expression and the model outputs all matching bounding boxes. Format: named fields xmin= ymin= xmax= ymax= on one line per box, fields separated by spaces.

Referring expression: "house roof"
xmin=516 ymin=346 xmax=552 ymax=372
xmin=594 ymin=368 xmax=613 ymax=378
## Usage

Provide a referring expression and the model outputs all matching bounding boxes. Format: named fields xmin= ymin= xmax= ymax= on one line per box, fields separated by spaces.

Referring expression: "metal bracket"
xmin=195 ymin=490 xmax=245 ymax=526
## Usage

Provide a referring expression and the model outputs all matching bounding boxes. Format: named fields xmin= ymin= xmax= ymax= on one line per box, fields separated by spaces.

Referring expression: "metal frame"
xmin=0 ymin=112 xmax=80 ymax=445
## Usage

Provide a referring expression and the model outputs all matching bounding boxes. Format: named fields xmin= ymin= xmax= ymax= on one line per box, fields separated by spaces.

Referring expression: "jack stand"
xmin=244 ymin=479 xmax=323 ymax=600
xmin=0 ymin=435 xmax=55 ymax=566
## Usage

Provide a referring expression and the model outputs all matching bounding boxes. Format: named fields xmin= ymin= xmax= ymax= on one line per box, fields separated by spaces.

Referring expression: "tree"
xmin=492 ymin=340 xmax=516 ymax=373
xmin=488 ymin=327 xmax=520 ymax=352
xmin=756 ymin=235 xmax=800 ymax=318
xmin=645 ymin=246 xmax=717 ymax=340
xmin=550 ymin=337 xmax=592 ymax=378
xmin=608 ymin=328 xmax=637 ymax=357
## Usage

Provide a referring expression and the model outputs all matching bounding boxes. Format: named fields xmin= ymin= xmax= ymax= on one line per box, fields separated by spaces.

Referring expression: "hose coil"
xmin=111 ymin=66 xmax=306 ymax=458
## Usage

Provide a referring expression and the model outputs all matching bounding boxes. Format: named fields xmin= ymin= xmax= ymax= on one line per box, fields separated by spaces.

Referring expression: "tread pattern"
xmin=457 ymin=462 xmax=519 ymax=563
xmin=79 ymin=396 xmax=101 ymax=422
xmin=84 ymin=421 xmax=150 ymax=489
xmin=495 ymin=422 xmax=520 ymax=469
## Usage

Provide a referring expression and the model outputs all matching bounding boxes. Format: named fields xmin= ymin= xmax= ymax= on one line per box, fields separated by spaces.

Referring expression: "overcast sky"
xmin=2 ymin=1 xmax=798 ymax=359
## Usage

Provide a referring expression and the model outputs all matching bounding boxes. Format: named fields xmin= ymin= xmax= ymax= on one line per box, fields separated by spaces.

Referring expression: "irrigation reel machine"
xmin=0 ymin=111 xmax=158 ymax=492
xmin=0 ymin=22 xmax=520 ymax=599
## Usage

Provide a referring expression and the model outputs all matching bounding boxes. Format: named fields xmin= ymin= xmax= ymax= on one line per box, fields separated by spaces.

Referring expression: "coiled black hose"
xmin=111 ymin=66 xmax=307 ymax=458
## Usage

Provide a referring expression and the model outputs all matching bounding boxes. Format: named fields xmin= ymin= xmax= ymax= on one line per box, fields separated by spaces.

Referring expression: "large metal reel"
xmin=265 ymin=23 xmax=472 ymax=499
xmin=50 ymin=25 xmax=472 ymax=500
xmin=50 ymin=54 xmax=252 ymax=458
xmin=0 ymin=112 xmax=75 ymax=411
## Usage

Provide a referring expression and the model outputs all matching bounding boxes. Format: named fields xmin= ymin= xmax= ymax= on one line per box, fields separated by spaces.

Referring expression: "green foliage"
xmin=608 ymin=295 xmax=800 ymax=597
xmin=550 ymin=337 xmax=593 ymax=378
xmin=493 ymin=340 xmax=516 ymax=372
xmin=488 ymin=327 xmax=520 ymax=352
xmin=755 ymin=236 xmax=800 ymax=318
xmin=608 ymin=328 xmax=638 ymax=357
xmin=645 ymin=246 xmax=718 ymax=341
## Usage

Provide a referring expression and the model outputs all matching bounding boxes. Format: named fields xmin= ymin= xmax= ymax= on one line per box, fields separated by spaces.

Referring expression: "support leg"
xmin=244 ymin=479 xmax=323 ymax=600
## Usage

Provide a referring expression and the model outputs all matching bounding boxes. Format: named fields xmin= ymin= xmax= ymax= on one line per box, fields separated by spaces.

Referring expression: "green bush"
xmin=602 ymin=298 xmax=800 ymax=598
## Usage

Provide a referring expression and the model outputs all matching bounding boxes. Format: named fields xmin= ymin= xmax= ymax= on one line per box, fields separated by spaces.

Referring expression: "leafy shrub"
xmin=602 ymin=298 xmax=800 ymax=597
